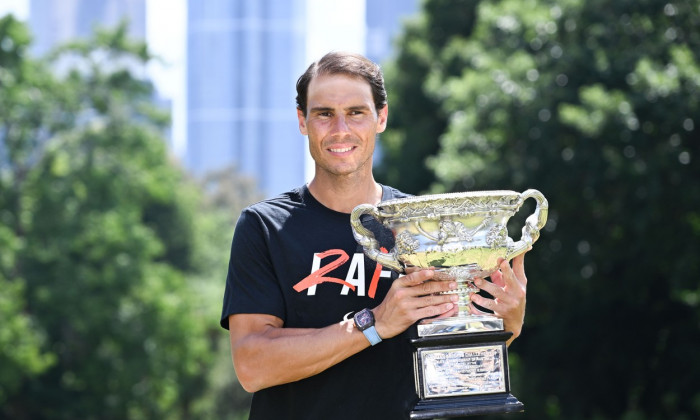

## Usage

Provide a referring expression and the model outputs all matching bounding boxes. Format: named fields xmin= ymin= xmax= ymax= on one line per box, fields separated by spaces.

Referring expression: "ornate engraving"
xmin=379 ymin=191 xmax=524 ymax=222
xmin=444 ymin=265 xmax=482 ymax=282
xmin=439 ymin=219 xmax=473 ymax=243
xmin=396 ymin=231 xmax=420 ymax=255
xmin=486 ymin=224 xmax=508 ymax=248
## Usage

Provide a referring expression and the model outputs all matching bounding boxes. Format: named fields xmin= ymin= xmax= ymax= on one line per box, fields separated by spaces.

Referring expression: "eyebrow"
xmin=347 ymin=105 xmax=371 ymax=112
xmin=309 ymin=106 xmax=334 ymax=114
xmin=308 ymin=105 xmax=372 ymax=114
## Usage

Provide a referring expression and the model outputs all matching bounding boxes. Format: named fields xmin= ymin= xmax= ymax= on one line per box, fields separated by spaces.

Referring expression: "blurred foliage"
xmin=377 ymin=0 xmax=480 ymax=193
xmin=0 ymin=15 xmax=256 ymax=419
xmin=379 ymin=0 xmax=700 ymax=419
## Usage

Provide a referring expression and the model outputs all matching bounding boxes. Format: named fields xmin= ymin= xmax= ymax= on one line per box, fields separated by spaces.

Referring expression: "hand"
xmin=470 ymin=254 xmax=528 ymax=345
xmin=372 ymin=269 xmax=458 ymax=339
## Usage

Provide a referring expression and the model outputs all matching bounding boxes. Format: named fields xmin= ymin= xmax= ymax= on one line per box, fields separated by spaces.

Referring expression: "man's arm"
xmin=229 ymin=269 xmax=458 ymax=392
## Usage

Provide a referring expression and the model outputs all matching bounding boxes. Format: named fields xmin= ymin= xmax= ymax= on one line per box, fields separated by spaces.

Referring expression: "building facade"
xmin=365 ymin=0 xmax=419 ymax=65
xmin=186 ymin=0 xmax=307 ymax=196
xmin=29 ymin=0 xmax=146 ymax=56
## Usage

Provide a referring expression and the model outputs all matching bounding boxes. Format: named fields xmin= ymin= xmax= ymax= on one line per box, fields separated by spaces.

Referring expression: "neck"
xmin=308 ymin=175 xmax=383 ymax=213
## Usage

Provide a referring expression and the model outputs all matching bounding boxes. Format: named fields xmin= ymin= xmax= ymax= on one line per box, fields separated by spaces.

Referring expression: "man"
xmin=220 ymin=52 xmax=528 ymax=419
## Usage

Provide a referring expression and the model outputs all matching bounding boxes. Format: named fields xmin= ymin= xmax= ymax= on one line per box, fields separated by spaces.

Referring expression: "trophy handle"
xmin=505 ymin=189 xmax=549 ymax=261
xmin=350 ymin=204 xmax=404 ymax=273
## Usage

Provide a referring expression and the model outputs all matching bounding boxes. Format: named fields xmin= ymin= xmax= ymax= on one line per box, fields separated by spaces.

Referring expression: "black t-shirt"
xmin=221 ymin=184 xmax=416 ymax=420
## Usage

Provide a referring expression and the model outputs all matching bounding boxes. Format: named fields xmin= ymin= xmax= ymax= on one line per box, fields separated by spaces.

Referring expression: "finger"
xmin=469 ymin=295 xmax=492 ymax=315
xmin=414 ymin=290 xmax=458 ymax=309
xmin=412 ymin=278 xmax=458 ymax=297
xmin=499 ymin=258 xmax=519 ymax=288
xmin=490 ymin=268 xmax=505 ymax=287
xmin=397 ymin=269 xmax=435 ymax=286
xmin=404 ymin=266 xmax=424 ymax=275
xmin=434 ymin=304 xmax=459 ymax=319
xmin=472 ymin=291 xmax=516 ymax=319
xmin=512 ymin=254 xmax=527 ymax=287
xmin=474 ymin=278 xmax=503 ymax=299
xmin=416 ymin=301 xmax=457 ymax=320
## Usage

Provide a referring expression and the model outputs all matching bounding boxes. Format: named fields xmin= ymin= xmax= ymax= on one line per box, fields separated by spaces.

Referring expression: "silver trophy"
xmin=350 ymin=189 xmax=548 ymax=419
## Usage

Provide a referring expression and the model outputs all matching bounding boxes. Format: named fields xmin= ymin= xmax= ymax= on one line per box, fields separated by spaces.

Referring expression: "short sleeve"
xmin=220 ymin=209 xmax=287 ymax=329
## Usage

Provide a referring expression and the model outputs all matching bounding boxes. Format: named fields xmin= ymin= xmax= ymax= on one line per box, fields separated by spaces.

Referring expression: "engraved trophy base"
xmin=410 ymin=317 xmax=524 ymax=419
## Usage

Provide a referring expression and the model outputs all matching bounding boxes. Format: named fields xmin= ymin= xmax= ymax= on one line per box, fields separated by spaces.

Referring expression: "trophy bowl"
xmin=351 ymin=189 xmax=548 ymax=336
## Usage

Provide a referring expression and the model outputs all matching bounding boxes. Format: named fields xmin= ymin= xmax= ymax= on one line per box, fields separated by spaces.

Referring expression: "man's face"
xmin=297 ymin=73 xmax=388 ymax=178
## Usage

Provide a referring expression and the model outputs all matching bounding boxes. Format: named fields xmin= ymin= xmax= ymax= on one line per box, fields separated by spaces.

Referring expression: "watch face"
xmin=355 ymin=309 xmax=373 ymax=328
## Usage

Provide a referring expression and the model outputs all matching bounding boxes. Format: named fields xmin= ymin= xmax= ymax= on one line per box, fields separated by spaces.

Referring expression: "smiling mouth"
xmin=329 ymin=146 xmax=354 ymax=153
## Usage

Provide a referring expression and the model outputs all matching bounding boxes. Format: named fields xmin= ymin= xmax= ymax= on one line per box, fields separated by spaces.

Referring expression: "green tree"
xmin=190 ymin=165 xmax=262 ymax=420
xmin=380 ymin=0 xmax=700 ymax=419
xmin=0 ymin=14 xmax=60 ymax=407
xmin=377 ymin=0 xmax=480 ymax=194
xmin=0 ymin=16 xmax=255 ymax=419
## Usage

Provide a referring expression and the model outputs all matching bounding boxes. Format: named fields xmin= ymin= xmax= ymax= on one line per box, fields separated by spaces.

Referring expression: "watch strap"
xmin=362 ymin=325 xmax=382 ymax=346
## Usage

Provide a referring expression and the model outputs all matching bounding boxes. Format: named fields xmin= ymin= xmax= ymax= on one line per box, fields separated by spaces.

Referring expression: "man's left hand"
xmin=470 ymin=253 xmax=528 ymax=346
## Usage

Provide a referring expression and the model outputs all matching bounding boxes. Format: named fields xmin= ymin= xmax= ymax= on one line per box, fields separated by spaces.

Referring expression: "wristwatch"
xmin=353 ymin=308 xmax=382 ymax=346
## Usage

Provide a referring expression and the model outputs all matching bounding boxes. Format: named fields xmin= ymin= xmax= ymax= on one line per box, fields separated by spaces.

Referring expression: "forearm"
xmin=230 ymin=316 xmax=370 ymax=392
xmin=229 ymin=270 xmax=459 ymax=392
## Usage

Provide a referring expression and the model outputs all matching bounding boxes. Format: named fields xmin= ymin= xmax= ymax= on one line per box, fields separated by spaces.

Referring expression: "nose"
xmin=331 ymin=115 xmax=350 ymax=135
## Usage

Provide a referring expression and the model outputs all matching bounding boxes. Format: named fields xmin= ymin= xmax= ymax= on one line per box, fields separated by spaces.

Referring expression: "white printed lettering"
xmin=341 ymin=253 xmax=366 ymax=296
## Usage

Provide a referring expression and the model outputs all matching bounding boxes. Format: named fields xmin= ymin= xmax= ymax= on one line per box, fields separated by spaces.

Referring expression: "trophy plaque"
xmin=351 ymin=189 xmax=548 ymax=419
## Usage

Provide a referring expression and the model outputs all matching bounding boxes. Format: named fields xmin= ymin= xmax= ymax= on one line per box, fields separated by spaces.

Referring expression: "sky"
xmin=146 ymin=0 xmax=187 ymax=156
xmin=0 ymin=0 xmax=28 ymax=18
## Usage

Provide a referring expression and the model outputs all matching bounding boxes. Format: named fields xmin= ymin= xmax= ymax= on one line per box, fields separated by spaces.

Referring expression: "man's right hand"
xmin=372 ymin=269 xmax=458 ymax=340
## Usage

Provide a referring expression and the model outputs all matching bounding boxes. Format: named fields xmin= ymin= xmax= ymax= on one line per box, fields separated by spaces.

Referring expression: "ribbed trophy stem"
xmin=434 ymin=266 xmax=481 ymax=319
xmin=456 ymin=280 xmax=479 ymax=318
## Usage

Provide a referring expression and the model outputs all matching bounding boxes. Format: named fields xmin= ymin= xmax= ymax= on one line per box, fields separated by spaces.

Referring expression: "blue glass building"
xmin=187 ymin=0 xmax=307 ymax=196
xmin=29 ymin=0 xmax=146 ymax=56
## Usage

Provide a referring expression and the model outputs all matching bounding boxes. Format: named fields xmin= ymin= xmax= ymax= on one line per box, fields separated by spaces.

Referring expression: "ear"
xmin=376 ymin=104 xmax=388 ymax=134
xmin=297 ymin=108 xmax=308 ymax=135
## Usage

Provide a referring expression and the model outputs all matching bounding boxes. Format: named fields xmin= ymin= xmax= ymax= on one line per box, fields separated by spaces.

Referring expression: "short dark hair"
xmin=295 ymin=51 xmax=387 ymax=116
